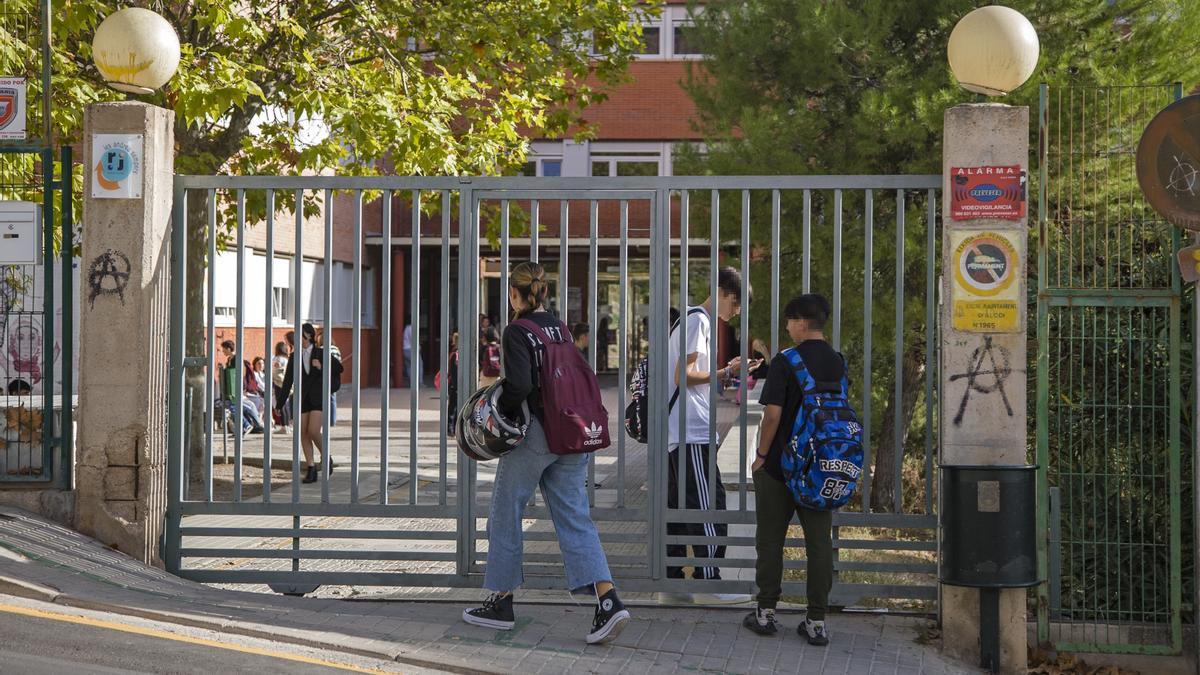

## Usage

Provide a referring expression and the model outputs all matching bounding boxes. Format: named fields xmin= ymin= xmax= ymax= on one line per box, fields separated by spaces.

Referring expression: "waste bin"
xmin=940 ymin=464 xmax=1040 ymax=674
xmin=940 ymin=464 xmax=1039 ymax=588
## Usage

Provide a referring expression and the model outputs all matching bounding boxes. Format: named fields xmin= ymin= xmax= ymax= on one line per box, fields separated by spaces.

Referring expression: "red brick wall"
xmin=580 ymin=61 xmax=702 ymax=141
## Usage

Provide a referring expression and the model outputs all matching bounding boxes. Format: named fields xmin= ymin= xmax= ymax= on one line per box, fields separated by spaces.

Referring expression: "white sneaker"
xmin=694 ymin=593 xmax=752 ymax=605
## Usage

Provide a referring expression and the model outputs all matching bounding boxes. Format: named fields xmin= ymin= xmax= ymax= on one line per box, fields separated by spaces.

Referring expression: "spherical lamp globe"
xmin=948 ymin=6 xmax=1040 ymax=97
xmin=92 ymin=8 xmax=181 ymax=95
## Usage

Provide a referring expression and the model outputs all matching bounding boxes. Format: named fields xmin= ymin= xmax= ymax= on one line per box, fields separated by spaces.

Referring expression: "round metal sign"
xmin=1137 ymin=94 xmax=1200 ymax=231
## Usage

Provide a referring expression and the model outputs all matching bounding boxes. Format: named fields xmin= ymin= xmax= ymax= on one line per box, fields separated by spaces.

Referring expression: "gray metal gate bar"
xmin=204 ymin=189 xmax=217 ymax=502
xmin=861 ymin=189 xmax=875 ymax=513
xmin=234 ymin=189 xmax=246 ymax=502
xmin=380 ymin=190 xmax=392 ymax=504
xmin=322 ymin=188 xmax=335 ymax=504
xmin=263 ymin=189 xmax=275 ymax=503
xmin=351 ymin=190 xmax=363 ymax=503
xmin=439 ymin=190 xmax=451 ymax=506
xmin=410 ymin=190 xmax=421 ymax=505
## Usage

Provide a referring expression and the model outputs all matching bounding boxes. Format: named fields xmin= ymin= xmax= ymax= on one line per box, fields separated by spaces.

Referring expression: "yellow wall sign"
xmin=951 ymin=231 xmax=1021 ymax=333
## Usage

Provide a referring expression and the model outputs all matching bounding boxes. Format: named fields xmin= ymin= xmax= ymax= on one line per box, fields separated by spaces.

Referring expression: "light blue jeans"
xmin=483 ymin=417 xmax=612 ymax=593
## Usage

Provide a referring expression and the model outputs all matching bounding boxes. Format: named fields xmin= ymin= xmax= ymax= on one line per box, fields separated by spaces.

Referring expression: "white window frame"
xmin=588 ymin=141 xmax=672 ymax=177
xmin=627 ymin=5 xmax=706 ymax=61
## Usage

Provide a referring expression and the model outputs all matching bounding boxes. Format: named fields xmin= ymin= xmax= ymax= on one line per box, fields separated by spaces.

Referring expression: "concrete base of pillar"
xmin=941 ymin=587 xmax=1028 ymax=674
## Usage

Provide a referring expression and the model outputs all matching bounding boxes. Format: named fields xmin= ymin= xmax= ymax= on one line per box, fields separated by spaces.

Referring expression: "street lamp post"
xmin=947 ymin=6 xmax=1040 ymax=97
xmin=91 ymin=7 xmax=181 ymax=95
xmin=939 ymin=6 xmax=1040 ymax=675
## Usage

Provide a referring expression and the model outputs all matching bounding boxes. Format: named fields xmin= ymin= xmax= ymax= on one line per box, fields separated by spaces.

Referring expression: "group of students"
xmin=218 ymin=322 xmax=344 ymax=484
xmin=459 ymin=261 xmax=847 ymax=648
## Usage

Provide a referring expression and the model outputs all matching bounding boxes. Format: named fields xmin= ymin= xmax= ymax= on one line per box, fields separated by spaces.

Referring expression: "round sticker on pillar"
xmin=955 ymin=233 xmax=1017 ymax=297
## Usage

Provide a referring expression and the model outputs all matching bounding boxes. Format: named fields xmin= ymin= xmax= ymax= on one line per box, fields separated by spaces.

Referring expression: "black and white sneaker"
xmin=742 ymin=607 xmax=780 ymax=636
xmin=462 ymin=592 xmax=516 ymax=630
xmin=799 ymin=618 xmax=829 ymax=646
xmin=586 ymin=589 xmax=631 ymax=645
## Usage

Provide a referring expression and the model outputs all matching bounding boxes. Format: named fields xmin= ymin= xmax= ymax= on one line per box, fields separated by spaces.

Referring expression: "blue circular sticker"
xmin=100 ymin=148 xmax=133 ymax=183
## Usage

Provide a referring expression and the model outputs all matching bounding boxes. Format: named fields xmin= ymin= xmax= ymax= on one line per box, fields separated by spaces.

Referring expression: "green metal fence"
xmin=1036 ymin=83 xmax=1186 ymax=654
xmin=0 ymin=1 xmax=74 ymax=488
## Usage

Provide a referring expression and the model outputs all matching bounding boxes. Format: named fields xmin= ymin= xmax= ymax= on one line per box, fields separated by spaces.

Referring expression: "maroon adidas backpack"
xmin=513 ymin=318 xmax=610 ymax=454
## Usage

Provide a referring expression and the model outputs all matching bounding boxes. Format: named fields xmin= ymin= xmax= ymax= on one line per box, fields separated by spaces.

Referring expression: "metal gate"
xmin=164 ymin=175 xmax=941 ymax=606
xmin=1036 ymin=84 xmax=1187 ymax=654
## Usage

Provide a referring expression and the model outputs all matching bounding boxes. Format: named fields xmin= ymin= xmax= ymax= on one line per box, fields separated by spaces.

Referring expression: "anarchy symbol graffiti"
xmin=949 ymin=336 xmax=1014 ymax=426
xmin=87 ymin=249 xmax=131 ymax=309
xmin=1166 ymin=155 xmax=1199 ymax=196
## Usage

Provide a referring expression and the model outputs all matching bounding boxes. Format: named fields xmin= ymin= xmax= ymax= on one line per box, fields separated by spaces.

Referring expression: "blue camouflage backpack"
xmin=778 ymin=347 xmax=864 ymax=511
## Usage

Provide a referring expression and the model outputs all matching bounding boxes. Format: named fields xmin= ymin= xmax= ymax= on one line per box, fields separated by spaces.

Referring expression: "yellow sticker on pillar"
xmin=951 ymin=231 xmax=1021 ymax=333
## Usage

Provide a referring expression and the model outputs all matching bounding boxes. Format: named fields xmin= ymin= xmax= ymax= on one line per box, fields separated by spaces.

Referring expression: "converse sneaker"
xmin=742 ymin=607 xmax=780 ymax=636
xmin=799 ymin=618 xmax=829 ymax=646
xmin=462 ymin=592 xmax=515 ymax=630
xmin=586 ymin=589 xmax=631 ymax=645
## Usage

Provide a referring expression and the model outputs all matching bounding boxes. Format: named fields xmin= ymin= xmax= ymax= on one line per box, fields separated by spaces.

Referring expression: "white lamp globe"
xmin=948 ymin=6 xmax=1040 ymax=97
xmin=92 ymin=8 xmax=181 ymax=95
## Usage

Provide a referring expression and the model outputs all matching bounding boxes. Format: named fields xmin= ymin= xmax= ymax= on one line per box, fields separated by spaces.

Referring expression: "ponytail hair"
xmin=509 ymin=261 xmax=548 ymax=318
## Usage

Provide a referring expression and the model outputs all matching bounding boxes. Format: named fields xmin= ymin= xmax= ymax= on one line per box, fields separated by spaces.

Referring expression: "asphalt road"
xmin=0 ymin=601 xmax=416 ymax=675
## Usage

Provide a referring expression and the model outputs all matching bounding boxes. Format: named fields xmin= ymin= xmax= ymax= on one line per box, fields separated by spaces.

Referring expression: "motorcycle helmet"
xmin=456 ymin=379 xmax=529 ymax=461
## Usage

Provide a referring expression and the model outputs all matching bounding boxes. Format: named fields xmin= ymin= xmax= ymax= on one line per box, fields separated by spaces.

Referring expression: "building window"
xmin=637 ymin=25 xmax=661 ymax=55
xmin=361 ymin=266 xmax=377 ymax=327
xmin=673 ymin=20 xmax=704 ymax=55
xmin=590 ymin=146 xmax=664 ymax=177
xmin=616 ymin=161 xmax=658 ymax=177
xmin=272 ymin=286 xmax=292 ymax=322
xmin=521 ymin=157 xmax=563 ymax=177
xmin=214 ymin=306 xmax=236 ymax=318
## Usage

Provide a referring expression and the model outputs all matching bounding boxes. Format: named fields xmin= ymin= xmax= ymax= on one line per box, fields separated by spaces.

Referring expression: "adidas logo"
xmin=583 ymin=422 xmax=603 ymax=440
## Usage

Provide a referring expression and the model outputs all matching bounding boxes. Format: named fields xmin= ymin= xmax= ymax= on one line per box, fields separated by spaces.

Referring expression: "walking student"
xmin=744 ymin=294 xmax=841 ymax=646
xmin=664 ymin=267 xmax=759 ymax=604
xmin=279 ymin=323 xmax=342 ymax=484
xmin=461 ymin=261 xmax=631 ymax=645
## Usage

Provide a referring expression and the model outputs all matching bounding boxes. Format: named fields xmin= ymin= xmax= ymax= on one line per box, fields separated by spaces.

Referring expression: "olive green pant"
xmin=752 ymin=469 xmax=833 ymax=620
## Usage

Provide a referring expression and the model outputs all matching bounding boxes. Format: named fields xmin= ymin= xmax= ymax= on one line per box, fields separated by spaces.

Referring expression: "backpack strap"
xmin=668 ymin=307 xmax=709 ymax=413
xmin=783 ymin=347 xmax=819 ymax=454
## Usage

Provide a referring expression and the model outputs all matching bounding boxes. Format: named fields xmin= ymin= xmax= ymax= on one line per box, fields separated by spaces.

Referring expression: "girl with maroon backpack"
xmin=461 ymin=261 xmax=630 ymax=645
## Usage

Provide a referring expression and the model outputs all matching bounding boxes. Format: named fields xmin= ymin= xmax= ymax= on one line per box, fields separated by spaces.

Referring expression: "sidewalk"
xmin=0 ymin=507 xmax=977 ymax=674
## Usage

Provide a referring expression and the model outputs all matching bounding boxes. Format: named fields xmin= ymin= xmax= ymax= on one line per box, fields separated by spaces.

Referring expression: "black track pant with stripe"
xmin=667 ymin=444 xmax=728 ymax=580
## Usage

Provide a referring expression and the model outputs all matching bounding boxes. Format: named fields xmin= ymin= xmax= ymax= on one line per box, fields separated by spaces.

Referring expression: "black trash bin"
xmin=940 ymin=464 xmax=1039 ymax=589
xmin=940 ymin=464 xmax=1040 ymax=673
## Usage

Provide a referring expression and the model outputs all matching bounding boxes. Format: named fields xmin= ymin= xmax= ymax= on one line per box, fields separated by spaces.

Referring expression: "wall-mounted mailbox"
xmin=0 ymin=201 xmax=40 ymax=265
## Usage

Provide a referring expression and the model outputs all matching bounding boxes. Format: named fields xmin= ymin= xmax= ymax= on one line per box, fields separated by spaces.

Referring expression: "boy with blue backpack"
xmin=744 ymin=294 xmax=863 ymax=646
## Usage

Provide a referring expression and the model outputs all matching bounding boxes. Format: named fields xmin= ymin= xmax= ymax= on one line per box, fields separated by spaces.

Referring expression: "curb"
xmin=0 ymin=577 xmax=487 ymax=675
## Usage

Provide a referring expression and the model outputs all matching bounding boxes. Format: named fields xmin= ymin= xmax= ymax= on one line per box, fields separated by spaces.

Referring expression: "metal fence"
xmin=1036 ymin=83 xmax=1187 ymax=655
xmin=165 ymin=175 xmax=941 ymax=605
xmin=0 ymin=146 xmax=74 ymax=487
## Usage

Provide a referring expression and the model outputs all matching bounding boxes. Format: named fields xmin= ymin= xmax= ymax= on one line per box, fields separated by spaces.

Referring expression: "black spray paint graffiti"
xmin=949 ymin=335 xmax=1013 ymax=426
xmin=87 ymin=249 xmax=131 ymax=309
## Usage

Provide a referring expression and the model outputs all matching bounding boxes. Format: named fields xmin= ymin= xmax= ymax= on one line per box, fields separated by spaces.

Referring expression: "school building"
xmin=207 ymin=2 xmax=727 ymax=388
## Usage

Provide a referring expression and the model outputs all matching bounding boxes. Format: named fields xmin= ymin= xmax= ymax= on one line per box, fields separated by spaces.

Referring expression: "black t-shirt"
xmin=757 ymin=340 xmax=846 ymax=480
xmin=498 ymin=310 xmax=562 ymax=420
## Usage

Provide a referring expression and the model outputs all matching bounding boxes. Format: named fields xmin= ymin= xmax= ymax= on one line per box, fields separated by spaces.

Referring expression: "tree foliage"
xmin=4 ymin=0 xmax=650 ymax=177
xmin=680 ymin=0 xmax=1200 ymax=513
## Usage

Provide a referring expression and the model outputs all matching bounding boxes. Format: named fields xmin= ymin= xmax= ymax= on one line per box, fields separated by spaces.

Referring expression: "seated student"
xmin=219 ymin=340 xmax=264 ymax=435
xmin=744 ymin=294 xmax=841 ymax=646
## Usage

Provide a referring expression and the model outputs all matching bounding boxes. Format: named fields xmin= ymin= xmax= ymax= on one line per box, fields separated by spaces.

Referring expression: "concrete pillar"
xmin=940 ymin=103 xmax=1029 ymax=673
xmin=75 ymin=102 xmax=174 ymax=566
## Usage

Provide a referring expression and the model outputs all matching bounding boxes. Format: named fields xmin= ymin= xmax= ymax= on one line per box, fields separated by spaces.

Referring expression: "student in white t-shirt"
xmin=664 ymin=267 xmax=760 ymax=603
